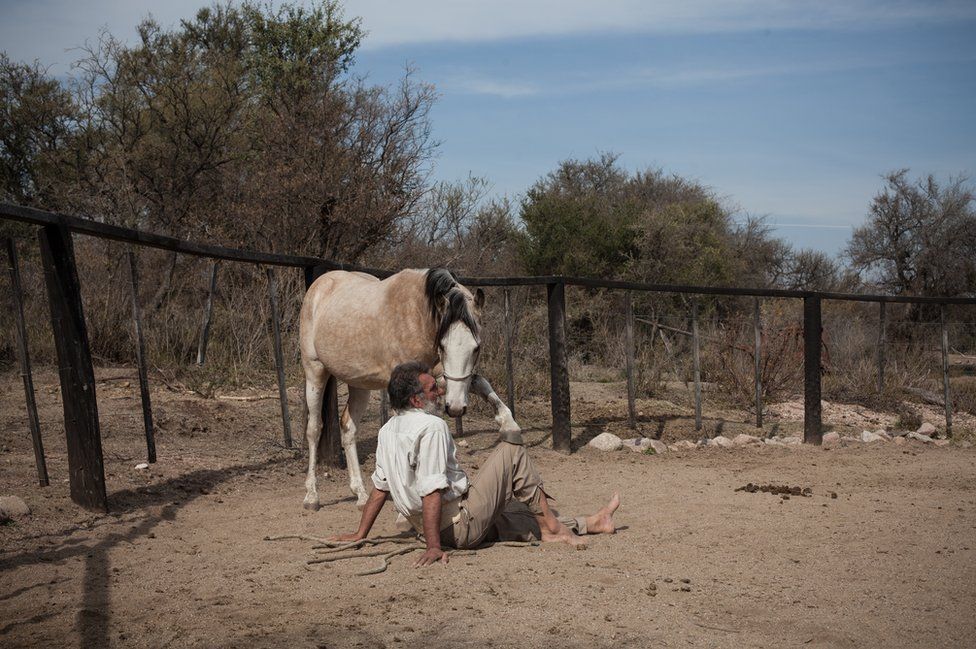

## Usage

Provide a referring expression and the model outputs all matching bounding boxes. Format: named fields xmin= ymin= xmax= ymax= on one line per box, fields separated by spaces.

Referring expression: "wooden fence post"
xmin=547 ymin=281 xmax=571 ymax=453
xmin=803 ymin=295 xmax=823 ymax=445
xmin=624 ymin=291 xmax=637 ymax=430
xmin=196 ymin=261 xmax=219 ymax=365
xmin=304 ymin=265 xmax=342 ymax=467
xmin=877 ymin=301 xmax=886 ymax=394
xmin=38 ymin=225 xmax=107 ymax=511
xmin=940 ymin=304 xmax=952 ymax=438
xmin=4 ymin=237 xmax=48 ymax=486
xmin=753 ymin=297 xmax=763 ymax=429
xmin=691 ymin=300 xmax=702 ymax=432
xmin=503 ymin=288 xmax=516 ymax=418
xmin=266 ymin=267 xmax=293 ymax=449
xmin=126 ymin=252 xmax=156 ymax=463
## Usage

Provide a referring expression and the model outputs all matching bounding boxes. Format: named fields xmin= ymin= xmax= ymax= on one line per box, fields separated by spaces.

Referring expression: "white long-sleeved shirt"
xmin=371 ymin=409 xmax=469 ymax=519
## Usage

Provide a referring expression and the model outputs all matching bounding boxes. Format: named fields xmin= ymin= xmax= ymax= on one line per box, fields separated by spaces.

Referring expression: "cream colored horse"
xmin=299 ymin=267 xmax=520 ymax=510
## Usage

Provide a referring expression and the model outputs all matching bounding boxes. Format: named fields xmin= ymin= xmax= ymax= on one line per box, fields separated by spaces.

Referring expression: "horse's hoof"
xmin=498 ymin=420 xmax=522 ymax=434
xmin=499 ymin=430 xmax=525 ymax=445
xmin=303 ymin=500 xmax=321 ymax=512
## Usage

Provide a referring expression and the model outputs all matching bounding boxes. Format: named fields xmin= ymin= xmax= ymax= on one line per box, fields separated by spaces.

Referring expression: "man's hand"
xmin=327 ymin=532 xmax=364 ymax=542
xmin=413 ymin=547 xmax=449 ymax=567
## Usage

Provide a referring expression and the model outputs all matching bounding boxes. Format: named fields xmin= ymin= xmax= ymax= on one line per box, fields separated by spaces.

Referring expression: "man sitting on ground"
xmin=331 ymin=361 xmax=620 ymax=567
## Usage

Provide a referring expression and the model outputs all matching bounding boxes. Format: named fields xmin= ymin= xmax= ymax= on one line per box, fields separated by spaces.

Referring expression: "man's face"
xmin=412 ymin=372 xmax=445 ymax=414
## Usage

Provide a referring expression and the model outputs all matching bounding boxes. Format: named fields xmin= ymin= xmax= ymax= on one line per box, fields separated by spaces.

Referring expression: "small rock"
xmin=134 ymin=463 xmax=150 ymax=470
xmin=456 ymin=439 xmax=469 ymax=447
xmin=623 ymin=437 xmax=651 ymax=452
xmin=588 ymin=433 xmax=623 ymax=452
xmin=840 ymin=435 xmax=860 ymax=446
xmin=680 ymin=586 xmax=691 ymax=592
xmin=663 ymin=577 xmax=673 ymax=583
xmin=647 ymin=440 xmax=668 ymax=455
xmin=672 ymin=440 xmax=697 ymax=451
xmin=822 ymin=431 xmax=841 ymax=449
xmin=0 ymin=495 xmax=31 ymax=519
xmin=732 ymin=434 xmax=761 ymax=446
xmin=680 ymin=578 xmax=690 ymax=584
xmin=917 ymin=422 xmax=937 ymax=436
xmin=933 ymin=439 xmax=950 ymax=447
xmin=860 ymin=431 xmax=886 ymax=443
xmin=709 ymin=435 xmax=733 ymax=448
xmin=907 ymin=432 xmax=933 ymax=444
xmin=960 ymin=441 xmax=973 ymax=449
xmin=892 ymin=436 xmax=906 ymax=446
xmin=779 ymin=436 xmax=802 ymax=445
xmin=874 ymin=429 xmax=892 ymax=440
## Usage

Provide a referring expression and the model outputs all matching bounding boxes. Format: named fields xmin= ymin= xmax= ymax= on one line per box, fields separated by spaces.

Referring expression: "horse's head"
xmin=425 ymin=268 xmax=485 ymax=417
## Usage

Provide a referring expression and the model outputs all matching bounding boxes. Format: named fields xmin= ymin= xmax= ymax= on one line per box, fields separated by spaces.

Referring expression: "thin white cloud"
xmin=3 ymin=0 xmax=975 ymax=73
xmin=768 ymin=223 xmax=854 ymax=230
xmin=451 ymin=78 xmax=539 ymax=98
xmin=350 ymin=0 xmax=976 ymax=49
xmin=443 ymin=52 xmax=970 ymax=98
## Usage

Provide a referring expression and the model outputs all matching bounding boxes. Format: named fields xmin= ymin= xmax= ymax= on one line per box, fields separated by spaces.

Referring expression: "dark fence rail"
xmin=3 ymin=202 xmax=974 ymax=512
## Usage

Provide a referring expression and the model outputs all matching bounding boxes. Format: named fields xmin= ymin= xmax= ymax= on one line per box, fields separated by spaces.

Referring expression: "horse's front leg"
xmin=471 ymin=374 xmax=521 ymax=437
xmin=341 ymin=387 xmax=372 ymax=509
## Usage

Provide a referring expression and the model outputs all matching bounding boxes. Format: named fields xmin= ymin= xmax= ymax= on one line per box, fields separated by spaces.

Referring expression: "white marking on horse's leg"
xmin=342 ymin=387 xmax=372 ymax=509
xmin=471 ymin=375 xmax=520 ymax=433
xmin=303 ymin=373 xmax=326 ymax=511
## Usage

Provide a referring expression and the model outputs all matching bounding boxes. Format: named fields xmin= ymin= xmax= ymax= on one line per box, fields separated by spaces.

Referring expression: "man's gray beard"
xmin=421 ymin=397 xmax=441 ymax=416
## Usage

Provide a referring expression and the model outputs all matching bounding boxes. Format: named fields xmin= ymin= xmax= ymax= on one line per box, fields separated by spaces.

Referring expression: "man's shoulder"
xmin=392 ymin=410 xmax=449 ymax=433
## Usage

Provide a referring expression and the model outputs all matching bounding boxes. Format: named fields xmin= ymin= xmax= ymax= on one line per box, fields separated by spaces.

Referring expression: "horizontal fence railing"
xmin=5 ymin=202 xmax=976 ymax=305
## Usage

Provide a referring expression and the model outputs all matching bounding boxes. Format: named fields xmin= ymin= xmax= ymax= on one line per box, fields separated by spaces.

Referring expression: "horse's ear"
xmin=475 ymin=288 xmax=485 ymax=309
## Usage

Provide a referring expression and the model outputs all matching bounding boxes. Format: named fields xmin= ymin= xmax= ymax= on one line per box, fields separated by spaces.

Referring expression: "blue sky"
xmin=2 ymin=1 xmax=975 ymax=256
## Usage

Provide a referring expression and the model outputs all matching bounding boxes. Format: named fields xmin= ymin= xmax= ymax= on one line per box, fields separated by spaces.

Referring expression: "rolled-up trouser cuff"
xmin=499 ymin=430 xmax=524 ymax=445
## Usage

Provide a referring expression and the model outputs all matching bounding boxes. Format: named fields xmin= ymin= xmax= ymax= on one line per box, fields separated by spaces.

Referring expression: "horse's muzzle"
xmin=446 ymin=405 xmax=467 ymax=417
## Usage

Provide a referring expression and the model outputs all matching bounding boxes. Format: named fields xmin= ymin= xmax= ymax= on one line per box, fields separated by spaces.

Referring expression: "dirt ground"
xmin=2 ymin=367 xmax=976 ymax=649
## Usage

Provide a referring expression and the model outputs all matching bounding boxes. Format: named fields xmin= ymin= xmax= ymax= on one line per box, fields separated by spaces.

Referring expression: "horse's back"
xmin=299 ymin=269 xmax=433 ymax=388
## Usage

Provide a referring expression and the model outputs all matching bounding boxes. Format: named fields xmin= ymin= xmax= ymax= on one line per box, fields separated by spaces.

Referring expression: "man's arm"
xmin=329 ymin=487 xmax=388 ymax=541
xmin=414 ymin=489 xmax=449 ymax=567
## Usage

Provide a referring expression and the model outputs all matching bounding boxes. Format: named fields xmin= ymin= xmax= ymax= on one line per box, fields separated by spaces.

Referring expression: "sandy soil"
xmin=2 ymin=367 xmax=975 ymax=648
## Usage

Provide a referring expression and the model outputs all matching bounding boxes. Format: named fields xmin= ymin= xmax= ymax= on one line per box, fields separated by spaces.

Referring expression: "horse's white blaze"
xmin=441 ymin=321 xmax=478 ymax=416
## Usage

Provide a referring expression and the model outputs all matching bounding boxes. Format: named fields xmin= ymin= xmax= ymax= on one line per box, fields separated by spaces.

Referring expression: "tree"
xmin=518 ymin=153 xmax=639 ymax=278
xmin=58 ymin=0 xmax=435 ymax=263
xmin=0 ymin=54 xmax=78 ymax=208
xmin=780 ymin=248 xmax=842 ymax=291
xmin=846 ymin=170 xmax=976 ymax=296
xmin=518 ymin=154 xmax=793 ymax=290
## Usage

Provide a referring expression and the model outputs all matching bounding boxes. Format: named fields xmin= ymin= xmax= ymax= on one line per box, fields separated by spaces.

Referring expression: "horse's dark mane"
xmin=424 ymin=268 xmax=480 ymax=343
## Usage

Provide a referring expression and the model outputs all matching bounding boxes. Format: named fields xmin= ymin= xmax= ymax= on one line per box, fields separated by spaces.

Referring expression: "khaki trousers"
xmin=439 ymin=441 xmax=586 ymax=549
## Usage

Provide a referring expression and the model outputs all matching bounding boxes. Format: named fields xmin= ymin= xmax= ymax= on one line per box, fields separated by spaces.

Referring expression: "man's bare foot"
xmin=585 ymin=492 xmax=620 ymax=535
xmin=541 ymin=523 xmax=588 ymax=549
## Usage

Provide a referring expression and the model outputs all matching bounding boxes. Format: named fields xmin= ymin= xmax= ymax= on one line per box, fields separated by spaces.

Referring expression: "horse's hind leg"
xmin=341 ymin=387 xmax=372 ymax=508
xmin=471 ymin=374 xmax=521 ymax=436
xmin=302 ymin=361 xmax=328 ymax=511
